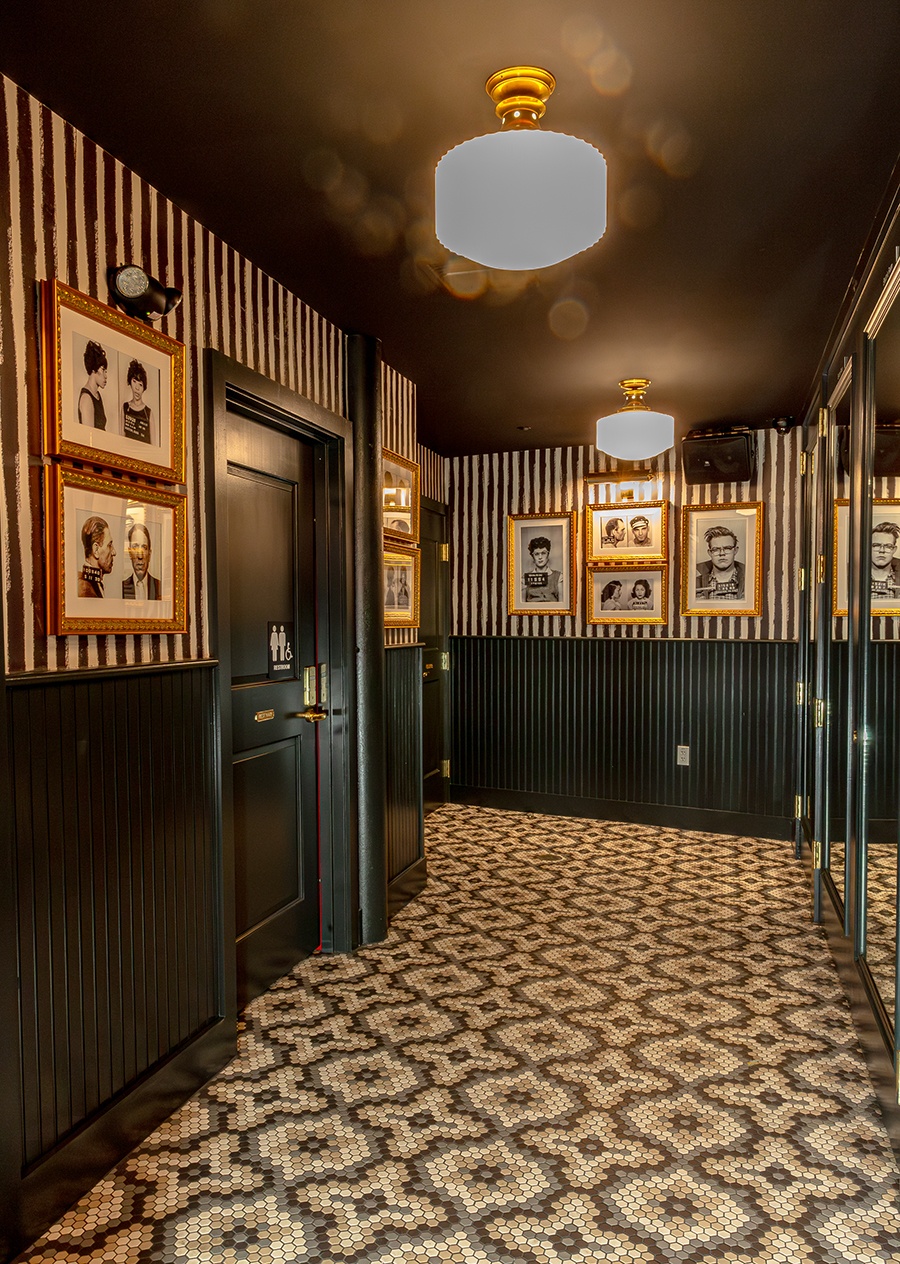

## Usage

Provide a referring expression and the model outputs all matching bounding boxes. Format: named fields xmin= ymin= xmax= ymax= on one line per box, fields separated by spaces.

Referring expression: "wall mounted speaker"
xmin=837 ymin=423 xmax=900 ymax=477
xmin=681 ymin=428 xmax=757 ymax=485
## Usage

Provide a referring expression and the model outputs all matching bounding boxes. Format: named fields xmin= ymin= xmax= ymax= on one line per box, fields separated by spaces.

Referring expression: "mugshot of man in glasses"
xmin=695 ymin=525 xmax=745 ymax=600
xmin=870 ymin=521 xmax=900 ymax=601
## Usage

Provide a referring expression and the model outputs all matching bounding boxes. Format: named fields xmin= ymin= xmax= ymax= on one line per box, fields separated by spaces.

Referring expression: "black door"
xmin=225 ymin=410 xmax=321 ymax=1006
xmin=420 ymin=501 xmax=450 ymax=814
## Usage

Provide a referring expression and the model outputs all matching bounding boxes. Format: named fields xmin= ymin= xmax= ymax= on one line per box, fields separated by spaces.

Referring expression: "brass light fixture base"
xmin=485 ymin=66 xmax=556 ymax=130
xmin=618 ymin=378 xmax=652 ymax=412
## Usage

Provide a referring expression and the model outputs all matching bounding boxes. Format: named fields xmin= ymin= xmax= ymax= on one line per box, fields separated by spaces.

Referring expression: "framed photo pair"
xmin=680 ymin=502 xmax=764 ymax=617
xmin=507 ymin=512 xmax=577 ymax=616
xmin=383 ymin=543 xmax=420 ymax=628
xmin=46 ymin=466 xmax=187 ymax=634
xmin=585 ymin=500 xmax=668 ymax=563
xmin=41 ymin=279 xmax=186 ymax=482
xmin=833 ymin=498 xmax=900 ymax=615
xmin=587 ymin=565 xmax=668 ymax=624
xmin=382 ymin=449 xmax=420 ymax=544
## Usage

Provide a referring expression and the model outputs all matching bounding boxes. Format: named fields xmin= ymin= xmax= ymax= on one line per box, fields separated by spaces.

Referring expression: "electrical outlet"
xmin=677 ymin=745 xmax=690 ymax=766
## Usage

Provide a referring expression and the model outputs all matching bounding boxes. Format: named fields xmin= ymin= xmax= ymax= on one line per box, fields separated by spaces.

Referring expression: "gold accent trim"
xmin=440 ymin=542 xmax=449 ymax=562
xmin=507 ymin=511 xmax=578 ymax=617
xmin=486 ymin=67 xmax=555 ymax=130
xmin=794 ymin=794 xmax=802 ymax=819
xmin=586 ymin=564 xmax=669 ymax=625
xmin=441 ymin=759 xmax=451 ymax=778
xmin=254 ymin=709 xmax=275 ymax=723
xmin=796 ymin=682 xmax=804 ymax=706
xmin=814 ymin=699 xmax=825 ymax=728
xmin=585 ymin=499 xmax=669 ymax=564
xmin=798 ymin=567 xmax=806 ymax=591
xmin=679 ymin=502 xmax=764 ymax=618
xmin=813 ymin=840 xmax=822 ymax=869
xmin=817 ymin=553 xmax=826 ymax=584
xmin=818 ymin=405 xmax=828 ymax=438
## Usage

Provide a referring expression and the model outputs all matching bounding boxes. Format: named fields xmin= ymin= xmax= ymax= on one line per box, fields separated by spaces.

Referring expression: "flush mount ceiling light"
xmin=595 ymin=379 xmax=675 ymax=461
xmin=435 ymin=67 xmax=607 ymax=271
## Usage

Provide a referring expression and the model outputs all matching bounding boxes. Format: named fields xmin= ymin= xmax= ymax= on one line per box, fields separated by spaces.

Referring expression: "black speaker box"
xmin=681 ymin=429 xmax=756 ymax=485
xmin=837 ymin=423 xmax=900 ymax=477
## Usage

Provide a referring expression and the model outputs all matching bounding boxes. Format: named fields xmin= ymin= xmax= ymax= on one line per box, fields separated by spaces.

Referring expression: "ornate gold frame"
xmin=680 ymin=501 xmax=764 ymax=617
xmin=587 ymin=564 xmax=668 ymax=625
xmin=383 ymin=542 xmax=421 ymax=628
xmin=832 ymin=497 xmax=900 ymax=617
xmin=41 ymin=279 xmax=186 ymax=483
xmin=382 ymin=448 xmax=420 ymax=544
xmin=507 ymin=511 xmax=577 ymax=616
xmin=46 ymin=465 xmax=187 ymax=635
xmin=584 ymin=498 xmax=669 ymax=563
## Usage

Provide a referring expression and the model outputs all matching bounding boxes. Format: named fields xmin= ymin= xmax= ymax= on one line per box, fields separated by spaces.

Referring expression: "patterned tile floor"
xmin=17 ymin=806 xmax=900 ymax=1263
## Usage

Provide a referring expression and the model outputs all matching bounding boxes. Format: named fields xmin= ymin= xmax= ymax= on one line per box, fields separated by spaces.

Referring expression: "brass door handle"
xmin=290 ymin=708 xmax=328 ymax=722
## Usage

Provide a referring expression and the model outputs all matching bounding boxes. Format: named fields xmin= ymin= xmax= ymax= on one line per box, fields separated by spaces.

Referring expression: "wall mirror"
xmin=860 ymin=273 xmax=900 ymax=1036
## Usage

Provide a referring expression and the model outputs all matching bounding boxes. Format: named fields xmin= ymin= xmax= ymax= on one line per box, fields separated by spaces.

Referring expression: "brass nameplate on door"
xmin=254 ymin=709 xmax=275 ymax=722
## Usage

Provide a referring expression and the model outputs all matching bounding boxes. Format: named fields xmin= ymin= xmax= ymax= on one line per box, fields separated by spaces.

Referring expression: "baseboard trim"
xmin=449 ymin=785 xmax=793 ymax=841
xmin=17 ymin=1016 xmax=235 ymax=1256
xmin=388 ymin=856 xmax=428 ymax=920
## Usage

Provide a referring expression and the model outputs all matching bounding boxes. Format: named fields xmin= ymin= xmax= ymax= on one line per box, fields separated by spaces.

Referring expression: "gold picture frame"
xmin=832 ymin=498 xmax=900 ymax=616
xmin=46 ymin=465 xmax=188 ymax=635
xmin=383 ymin=542 xmax=420 ymax=627
xmin=680 ymin=502 xmax=764 ymax=617
xmin=41 ymin=279 xmax=186 ymax=483
xmin=507 ymin=511 xmax=577 ymax=616
xmin=382 ymin=448 xmax=420 ymax=544
xmin=585 ymin=499 xmax=669 ymax=563
xmin=587 ymin=565 xmax=668 ymax=624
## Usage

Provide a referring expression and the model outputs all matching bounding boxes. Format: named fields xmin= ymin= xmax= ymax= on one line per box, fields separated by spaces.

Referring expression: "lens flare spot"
xmin=618 ymin=183 xmax=663 ymax=231
xmin=588 ymin=46 xmax=633 ymax=96
xmin=561 ymin=14 xmax=607 ymax=63
xmin=646 ymin=119 xmax=703 ymax=178
xmin=549 ymin=298 xmax=589 ymax=340
xmin=442 ymin=258 xmax=489 ymax=300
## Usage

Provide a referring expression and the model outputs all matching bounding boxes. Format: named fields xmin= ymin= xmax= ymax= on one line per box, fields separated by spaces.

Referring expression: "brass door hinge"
xmin=440 ymin=543 xmax=450 ymax=562
xmin=794 ymin=794 xmax=803 ymax=819
xmin=796 ymin=681 xmax=804 ymax=706
xmin=441 ymin=759 xmax=450 ymax=778
xmin=818 ymin=406 xmax=828 ymax=438
xmin=817 ymin=553 xmax=826 ymax=584
xmin=799 ymin=451 xmax=807 ymax=475
xmin=798 ymin=567 xmax=806 ymax=591
xmin=440 ymin=651 xmax=450 ymax=671
xmin=813 ymin=839 xmax=822 ymax=869
xmin=814 ymin=699 xmax=825 ymax=728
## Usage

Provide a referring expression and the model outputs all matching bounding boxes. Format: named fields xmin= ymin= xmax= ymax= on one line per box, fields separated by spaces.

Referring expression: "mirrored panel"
xmin=863 ymin=290 xmax=900 ymax=1026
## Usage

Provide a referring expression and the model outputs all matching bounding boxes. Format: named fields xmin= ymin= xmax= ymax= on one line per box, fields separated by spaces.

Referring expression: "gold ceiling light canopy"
xmin=434 ymin=66 xmax=607 ymax=272
xmin=595 ymin=378 xmax=675 ymax=462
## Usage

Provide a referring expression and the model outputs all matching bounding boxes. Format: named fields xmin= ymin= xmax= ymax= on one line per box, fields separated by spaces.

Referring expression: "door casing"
xmin=208 ymin=352 xmax=357 ymax=1025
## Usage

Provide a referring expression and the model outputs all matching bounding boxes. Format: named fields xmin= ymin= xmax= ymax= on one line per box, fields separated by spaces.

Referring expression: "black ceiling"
xmin=2 ymin=1 xmax=899 ymax=455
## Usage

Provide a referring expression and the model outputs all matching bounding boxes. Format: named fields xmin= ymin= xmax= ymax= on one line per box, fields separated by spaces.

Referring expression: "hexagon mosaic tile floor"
xmin=17 ymin=806 xmax=900 ymax=1263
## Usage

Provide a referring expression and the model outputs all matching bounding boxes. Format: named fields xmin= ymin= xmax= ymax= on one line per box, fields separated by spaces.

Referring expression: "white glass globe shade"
xmin=435 ymin=129 xmax=607 ymax=271
xmin=595 ymin=410 xmax=675 ymax=461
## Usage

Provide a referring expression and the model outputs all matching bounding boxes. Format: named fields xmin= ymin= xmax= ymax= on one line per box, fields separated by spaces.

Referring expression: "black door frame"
xmin=208 ymin=351 xmax=358 ymax=1024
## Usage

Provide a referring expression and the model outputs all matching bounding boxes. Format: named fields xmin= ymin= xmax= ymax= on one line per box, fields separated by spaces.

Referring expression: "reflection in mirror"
xmin=828 ymin=380 xmax=852 ymax=912
xmin=865 ymin=291 xmax=900 ymax=1025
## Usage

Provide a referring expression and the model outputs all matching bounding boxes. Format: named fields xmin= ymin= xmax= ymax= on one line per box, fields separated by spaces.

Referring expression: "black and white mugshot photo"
xmin=46 ymin=281 xmax=183 ymax=480
xmin=586 ymin=501 xmax=667 ymax=563
xmin=587 ymin=566 xmax=667 ymax=624
xmin=47 ymin=467 xmax=186 ymax=633
xmin=681 ymin=502 xmax=763 ymax=617
xmin=833 ymin=499 xmax=900 ymax=614
xmin=507 ymin=512 xmax=576 ymax=616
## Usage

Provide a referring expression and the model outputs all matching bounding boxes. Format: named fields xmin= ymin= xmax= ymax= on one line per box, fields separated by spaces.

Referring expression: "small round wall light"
xmin=108 ymin=265 xmax=182 ymax=322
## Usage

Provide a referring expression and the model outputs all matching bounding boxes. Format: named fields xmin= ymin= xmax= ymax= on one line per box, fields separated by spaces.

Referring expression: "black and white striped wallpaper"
xmin=450 ymin=430 xmax=804 ymax=641
xmin=0 ymin=75 xmax=420 ymax=673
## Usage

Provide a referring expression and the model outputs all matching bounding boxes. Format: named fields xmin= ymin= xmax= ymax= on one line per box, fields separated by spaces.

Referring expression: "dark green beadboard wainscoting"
xmin=450 ymin=637 xmax=799 ymax=839
xmin=385 ymin=646 xmax=426 ymax=917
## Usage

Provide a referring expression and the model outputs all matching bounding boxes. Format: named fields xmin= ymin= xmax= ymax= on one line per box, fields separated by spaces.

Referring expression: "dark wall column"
xmin=346 ymin=334 xmax=388 ymax=944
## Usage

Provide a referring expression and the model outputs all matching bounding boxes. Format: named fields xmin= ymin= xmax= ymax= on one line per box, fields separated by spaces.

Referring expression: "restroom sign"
xmin=267 ymin=622 xmax=296 ymax=678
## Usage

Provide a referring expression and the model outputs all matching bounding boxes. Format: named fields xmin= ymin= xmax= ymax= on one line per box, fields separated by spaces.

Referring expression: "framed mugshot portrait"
xmin=382 ymin=449 xmax=420 ymax=544
xmin=383 ymin=542 xmax=420 ymax=627
xmin=833 ymin=498 xmax=900 ymax=616
xmin=587 ymin=565 xmax=668 ymax=625
xmin=680 ymin=502 xmax=764 ymax=617
xmin=507 ymin=512 xmax=577 ymax=616
xmin=41 ymin=279 xmax=186 ymax=483
xmin=585 ymin=499 xmax=668 ymax=563
xmin=45 ymin=465 xmax=187 ymax=635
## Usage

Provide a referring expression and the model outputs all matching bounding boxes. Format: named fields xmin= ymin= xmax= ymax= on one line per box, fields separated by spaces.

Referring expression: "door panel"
xmin=225 ymin=411 xmax=319 ymax=1007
